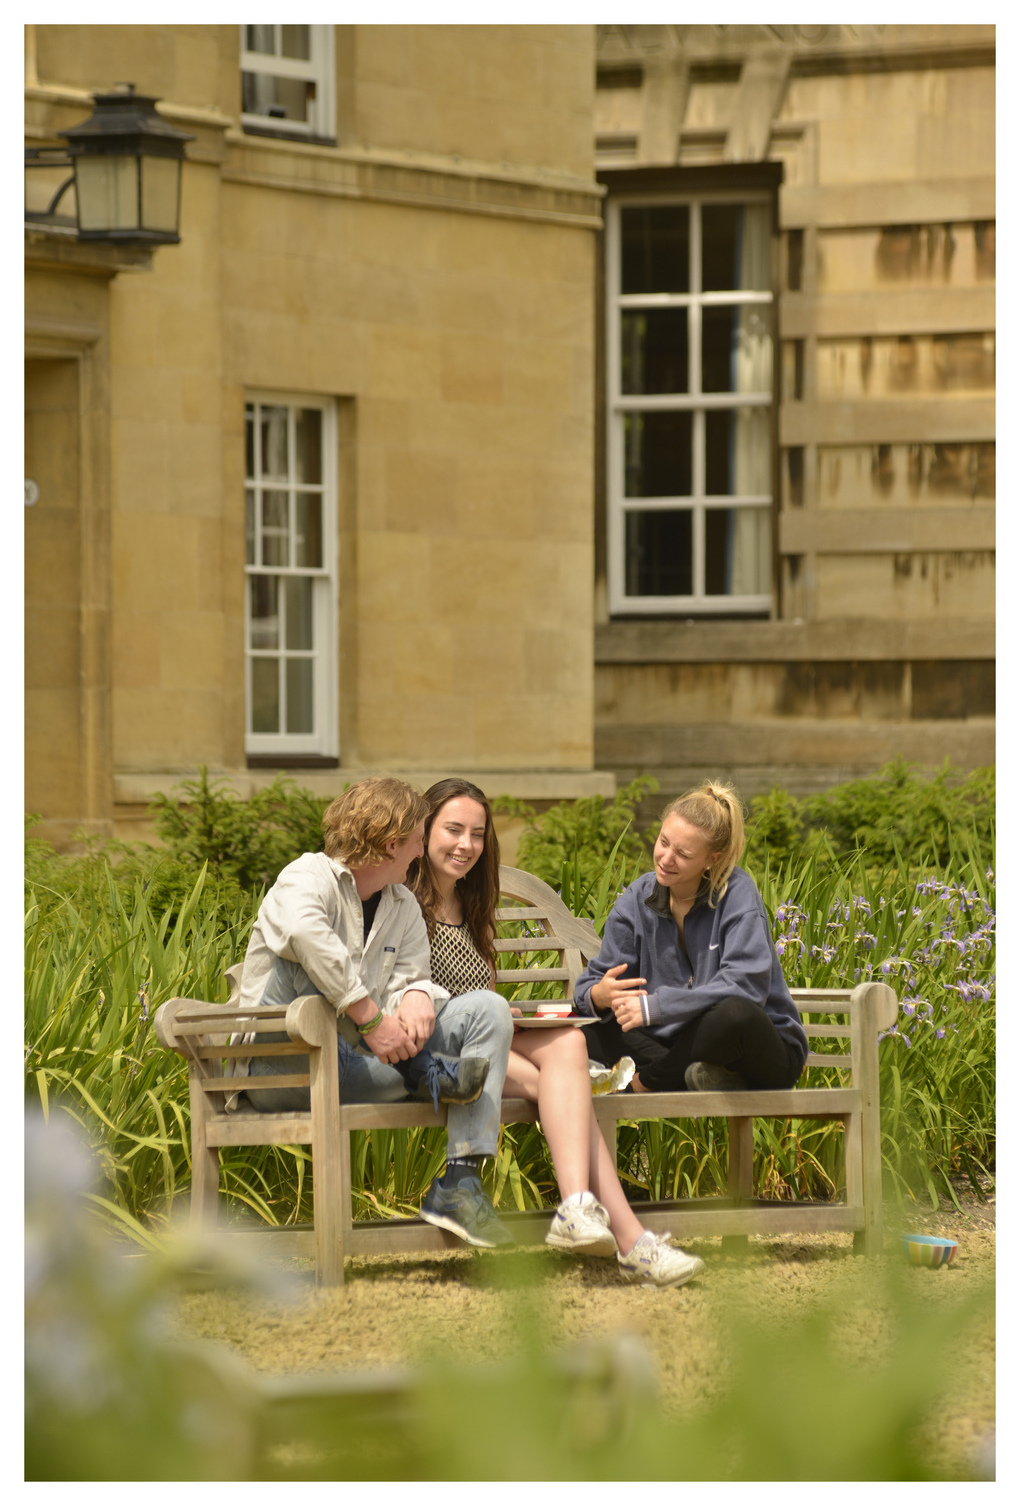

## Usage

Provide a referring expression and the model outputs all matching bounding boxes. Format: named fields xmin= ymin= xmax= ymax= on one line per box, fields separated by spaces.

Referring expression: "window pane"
xmin=624 ymin=412 xmax=692 ymax=497
xmin=285 ymin=576 xmax=314 ymax=651
xmin=260 ymin=406 xmax=288 ymax=478
xmin=625 ymin=510 xmax=693 ymax=596
xmin=702 ymin=204 xmax=771 ymax=292
xmin=242 ymin=71 xmax=312 ymax=122
xmin=281 ymin=25 xmax=311 ymax=60
xmin=705 ymin=508 xmax=772 ymax=596
xmin=702 ymin=305 xmax=773 ymax=394
xmin=249 ymin=575 xmax=279 ymax=650
xmin=245 ymin=489 xmax=256 ymax=565
xmin=262 ymin=490 xmax=290 ymax=566
xmin=621 ymin=309 xmax=689 ymax=395
xmin=705 ymin=409 xmax=771 ymax=496
xmin=251 ymin=657 xmax=280 ymax=733
xmin=245 ymin=25 xmax=276 ymax=55
xmin=621 ymin=205 xmax=690 ymax=294
xmin=295 ymin=494 xmax=323 ymax=567
xmin=245 ymin=404 xmax=255 ymax=479
xmin=286 ymin=658 xmax=314 ymax=734
xmin=295 ymin=408 xmax=322 ymax=483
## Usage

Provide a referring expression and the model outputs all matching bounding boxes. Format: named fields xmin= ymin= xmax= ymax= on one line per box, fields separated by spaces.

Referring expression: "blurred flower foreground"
xmin=25 ymin=1111 xmax=993 ymax=1481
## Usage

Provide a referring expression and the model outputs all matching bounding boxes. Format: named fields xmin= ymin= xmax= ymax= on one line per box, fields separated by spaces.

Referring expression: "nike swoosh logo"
xmin=709 ymin=943 xmax=719 ymax=950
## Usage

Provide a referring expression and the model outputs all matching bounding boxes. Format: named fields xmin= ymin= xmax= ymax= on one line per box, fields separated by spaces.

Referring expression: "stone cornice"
xmin=221 ymin=131 xmax=605 ymax=229
xmin=24 ymin=225 xmax=154 ymax=278
xmin=595 ymin=617 xmax=994 ymax=664
xmin=25 ymin=81 xmax=234 ymax=131
xmin=597 ymin=23 xmax=995 ymax=73
xmin=114 ymin=768 xmax=616 ymax=804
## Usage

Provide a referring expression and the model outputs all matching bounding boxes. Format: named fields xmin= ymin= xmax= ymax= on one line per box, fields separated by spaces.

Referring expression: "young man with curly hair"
xmin=236 ymin=776 xmax=514 ymax=1248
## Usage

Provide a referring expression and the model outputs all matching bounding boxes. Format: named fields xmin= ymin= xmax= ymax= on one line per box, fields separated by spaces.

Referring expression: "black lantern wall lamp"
xmin=25 ymin=83 xmax=193 ymax=245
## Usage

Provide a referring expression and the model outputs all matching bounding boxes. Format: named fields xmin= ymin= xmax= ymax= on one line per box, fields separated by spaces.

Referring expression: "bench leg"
xmin=844 ymin=1110 xmax=867 ymax=1253
xmin=859 ymin=1097 xmax=886 ymax=1258
xmin=338 ymin=1127 xmax=353 ymax=1288
xmin=188 ymin=1073 xmax=220 ymax=1229
xmin=309 ymin=1030 xmax=344 ymax=1286
xmin=722 ymin=1116 xmax=754 ymax=1253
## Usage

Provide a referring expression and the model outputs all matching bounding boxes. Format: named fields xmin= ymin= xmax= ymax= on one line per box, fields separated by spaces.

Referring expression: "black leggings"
xmin=585 ymin=996 xmax=803 ymax=1092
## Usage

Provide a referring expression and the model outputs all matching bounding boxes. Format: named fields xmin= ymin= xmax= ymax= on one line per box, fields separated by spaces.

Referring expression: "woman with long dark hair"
xmin=407 ymin=777 xmax=706 ymax=1289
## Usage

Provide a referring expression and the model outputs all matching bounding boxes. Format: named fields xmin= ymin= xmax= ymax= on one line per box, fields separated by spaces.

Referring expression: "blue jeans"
xmin=245 ymin=959 xmax=512 ymax=1158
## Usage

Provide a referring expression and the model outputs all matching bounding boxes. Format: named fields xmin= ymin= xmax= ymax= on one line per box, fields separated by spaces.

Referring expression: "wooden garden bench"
xmin=155 ymin=864 xmax=898 ymax=1284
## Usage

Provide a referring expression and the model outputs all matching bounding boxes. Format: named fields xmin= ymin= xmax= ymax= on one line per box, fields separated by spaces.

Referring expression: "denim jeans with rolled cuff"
xmin=244 ymin=958 xmax=512 ymax=1158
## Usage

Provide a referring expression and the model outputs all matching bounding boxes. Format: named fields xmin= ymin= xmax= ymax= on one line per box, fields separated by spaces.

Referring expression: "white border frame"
xmin=606 ymin=191 xmax=775 ymax=616
xmin=244 ymin=392 xmax=338 ymax=758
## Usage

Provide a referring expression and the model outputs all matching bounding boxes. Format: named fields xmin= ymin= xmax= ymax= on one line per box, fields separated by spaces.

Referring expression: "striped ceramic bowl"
xmin=900 ymin=1233 xmax=959 ymax=1268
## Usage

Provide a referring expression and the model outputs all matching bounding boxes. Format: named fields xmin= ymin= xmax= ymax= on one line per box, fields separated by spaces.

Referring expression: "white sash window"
xmin=245 ymin=396 xmax=337 ymax=757
xmin=607 ymin=195 xmax=774 ymax=614
xmin=241 ymin=25 xmax=335 ymax=140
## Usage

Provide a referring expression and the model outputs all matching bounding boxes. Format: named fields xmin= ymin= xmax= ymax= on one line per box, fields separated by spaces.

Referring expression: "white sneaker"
xmin=589 ymin=1056 xmax=636 ymax=1095
xmin=545 ymin=1192 xmax=619 ymax=1257
xmin=617 ymin=1230 xmax=706 ymax=1289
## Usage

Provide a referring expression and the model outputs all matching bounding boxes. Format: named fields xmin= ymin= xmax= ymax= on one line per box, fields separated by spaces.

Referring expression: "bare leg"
xmin=505 ymin=1029 xmax=645 ymax=1251
xmin=503 ymin=1028 xmax=593 ymax=1197
xmin=586 ymin=1110 xmax=645 ymax=1254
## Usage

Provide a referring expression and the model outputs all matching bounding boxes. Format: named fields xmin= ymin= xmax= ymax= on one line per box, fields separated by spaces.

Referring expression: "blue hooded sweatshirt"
xmin=573 ymin=867 xmax=808 ymax=1066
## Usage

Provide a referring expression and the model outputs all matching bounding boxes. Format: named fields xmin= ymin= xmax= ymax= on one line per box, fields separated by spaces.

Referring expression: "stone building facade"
xmin=592 ymin=23 xmax=994 ymax=804
xmin=25 ymin=24 xmax=994 ymax=848
xmin=25 ymin=24 xmax=609 ymax=848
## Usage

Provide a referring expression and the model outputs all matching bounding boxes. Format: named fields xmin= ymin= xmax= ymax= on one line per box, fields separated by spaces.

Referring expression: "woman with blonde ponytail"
xmin=575 ymin=780 xmax=808 ymax=1096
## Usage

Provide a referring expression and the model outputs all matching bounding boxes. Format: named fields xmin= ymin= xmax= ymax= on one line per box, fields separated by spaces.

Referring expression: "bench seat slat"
xmin=496 ymin=968 xmax=570 ymax=982
xmin=592 ymin=1086 xmax=862 ymax=1119
xmin=214 ymin=1197 xmax=866 ymax=1261
xmin=493 ymin=938 xmax=568 ymax=953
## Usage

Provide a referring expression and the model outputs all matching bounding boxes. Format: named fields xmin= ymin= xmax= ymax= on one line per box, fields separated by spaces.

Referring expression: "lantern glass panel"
xmin=76 ymin=154 xmax=139 ymax=231
xmin=141 ymin=154 xmax=179 ymax=233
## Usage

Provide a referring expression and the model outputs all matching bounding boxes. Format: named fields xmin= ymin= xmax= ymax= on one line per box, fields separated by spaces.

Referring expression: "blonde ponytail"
xmin=661 ymin=780 xmax=745 ymax=907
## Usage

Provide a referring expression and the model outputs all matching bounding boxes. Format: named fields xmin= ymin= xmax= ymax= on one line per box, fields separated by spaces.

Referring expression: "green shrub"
xmin=802 ymin=758 xmax=994 ymax=867
xmin=744 ymin=760 xmax=994 ymax=875
xmin=151 ymin=766 xmax=332 ymax=891
xmin=494 ymin=775 xmax=658 ymax=891
xmin=742 ymin=784 xmax=815 ymax=872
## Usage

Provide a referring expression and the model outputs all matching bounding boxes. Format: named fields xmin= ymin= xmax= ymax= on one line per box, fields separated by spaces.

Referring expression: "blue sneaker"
xmin=419 ymin=1174 xmax=514 ymax=1249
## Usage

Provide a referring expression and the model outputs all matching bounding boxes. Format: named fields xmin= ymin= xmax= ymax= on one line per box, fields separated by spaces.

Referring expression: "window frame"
xmin=244 ymin=392 xmax=338 ymax=760
xmin=239 ymin=24 xmax=336 ymax=142
xmin=605 ymin=189 xmax=776 ymax=617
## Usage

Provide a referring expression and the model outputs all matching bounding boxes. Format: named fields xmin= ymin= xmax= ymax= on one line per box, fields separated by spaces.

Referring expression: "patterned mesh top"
xmin=430 ymin=920 xmax=491 ymax=997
